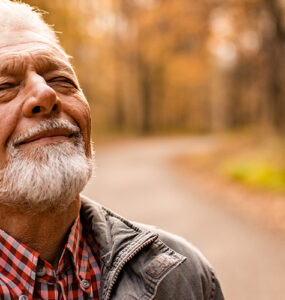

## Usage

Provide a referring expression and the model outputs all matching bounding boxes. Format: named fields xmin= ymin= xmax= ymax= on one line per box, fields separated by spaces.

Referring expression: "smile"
xmin=16 ymin=128 xmax=76 ymax=147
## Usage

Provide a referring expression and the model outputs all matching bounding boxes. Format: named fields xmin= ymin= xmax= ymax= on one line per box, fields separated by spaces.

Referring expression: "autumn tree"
xmin=21 ymin=0 xmax=285 ymax=134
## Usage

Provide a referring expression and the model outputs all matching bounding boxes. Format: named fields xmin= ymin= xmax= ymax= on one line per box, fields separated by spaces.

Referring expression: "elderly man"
xmin=0 ymin=1 xmax=224 ymax=299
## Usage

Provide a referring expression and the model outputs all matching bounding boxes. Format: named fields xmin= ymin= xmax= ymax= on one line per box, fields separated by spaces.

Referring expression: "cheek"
xmin=62 ymin=95 xmax=91 ymax=155
xmin=0 ymin=104 xmax=21 ymax=167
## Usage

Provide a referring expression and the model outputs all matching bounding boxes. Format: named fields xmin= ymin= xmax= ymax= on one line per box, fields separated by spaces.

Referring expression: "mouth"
xmin=16 ymin=128 xmax=77 ymax=147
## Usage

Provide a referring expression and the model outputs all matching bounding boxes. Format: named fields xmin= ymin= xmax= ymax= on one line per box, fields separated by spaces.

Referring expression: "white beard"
xmin=0 ymin=120 xmax=93 ymax=212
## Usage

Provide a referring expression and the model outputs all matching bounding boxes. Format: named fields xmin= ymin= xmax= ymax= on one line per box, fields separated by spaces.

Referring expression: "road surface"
xmin=83 ymin=136 xmax=285 ymax=300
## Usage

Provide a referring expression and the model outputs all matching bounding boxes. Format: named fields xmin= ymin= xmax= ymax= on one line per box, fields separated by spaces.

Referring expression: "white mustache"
xmin=11 ymin=119 xmax=80 ymax=147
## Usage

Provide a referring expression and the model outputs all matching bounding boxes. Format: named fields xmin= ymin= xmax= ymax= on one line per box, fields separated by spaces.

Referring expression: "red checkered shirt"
xmin=0 ymin=215 xmax=101 ymax=299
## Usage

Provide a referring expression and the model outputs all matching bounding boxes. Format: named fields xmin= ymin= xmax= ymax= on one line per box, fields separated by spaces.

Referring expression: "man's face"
xmin=0 ymin=31 xmax=91 ymax=168
xmin=0 ymin=31 xmax=93 ymax=211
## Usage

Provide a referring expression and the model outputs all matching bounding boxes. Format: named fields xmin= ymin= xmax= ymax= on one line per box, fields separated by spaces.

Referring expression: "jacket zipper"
xmin=105 ymin=234 xmax=158 ymax=300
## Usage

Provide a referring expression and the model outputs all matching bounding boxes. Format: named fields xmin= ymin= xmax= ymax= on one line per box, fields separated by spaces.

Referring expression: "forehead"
xmin=0 ymin=32 xmax=73 ymax=76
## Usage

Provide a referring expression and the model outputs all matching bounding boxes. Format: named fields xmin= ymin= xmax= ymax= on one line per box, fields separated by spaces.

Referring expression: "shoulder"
xmin=135 ymin=223 xmax=224 ymax=300
xmin=80 ymin=197 xmax=224 ymax=300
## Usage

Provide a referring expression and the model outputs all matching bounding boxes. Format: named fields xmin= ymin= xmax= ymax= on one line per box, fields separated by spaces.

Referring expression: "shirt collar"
xmin=0 ymin=215 xmax=93 ymax=298
xmin=61 ymin=216 xmax=92 ymax=289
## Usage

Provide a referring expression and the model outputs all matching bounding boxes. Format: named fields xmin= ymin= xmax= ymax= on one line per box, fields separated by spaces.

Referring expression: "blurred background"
xmin=23 ymin=0 xmax=285 ymax=299
xmin=24 ymin=0 xmax=285 ymax=136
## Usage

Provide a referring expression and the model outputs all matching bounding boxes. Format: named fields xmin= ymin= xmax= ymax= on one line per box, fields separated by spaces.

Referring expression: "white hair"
xmin=0 ymin=0 xmax=58 ymax=44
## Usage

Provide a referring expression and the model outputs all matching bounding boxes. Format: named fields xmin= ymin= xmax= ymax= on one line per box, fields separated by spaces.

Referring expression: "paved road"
xmin=83 ymin=136 xmax=285 ymax=300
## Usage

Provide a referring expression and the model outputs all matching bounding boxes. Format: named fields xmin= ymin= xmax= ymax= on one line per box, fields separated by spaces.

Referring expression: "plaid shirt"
xmin=0 ymin=216 xmax=101 ymax=300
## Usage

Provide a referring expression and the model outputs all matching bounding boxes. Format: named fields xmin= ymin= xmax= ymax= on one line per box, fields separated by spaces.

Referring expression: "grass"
xmin=222 ymin=160 xmax=285 ymax=192
xmin=178 ymin=130 xmax=285 ymax=194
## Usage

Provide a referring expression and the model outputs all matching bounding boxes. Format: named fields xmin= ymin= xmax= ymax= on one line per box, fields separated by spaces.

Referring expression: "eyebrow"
xmin=0 ymin=52 xmax=74 ymax=77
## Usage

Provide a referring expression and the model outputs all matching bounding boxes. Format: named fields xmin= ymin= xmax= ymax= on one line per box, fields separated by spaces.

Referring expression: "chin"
xmin=0 ymin=138 xmax=93 ymax=213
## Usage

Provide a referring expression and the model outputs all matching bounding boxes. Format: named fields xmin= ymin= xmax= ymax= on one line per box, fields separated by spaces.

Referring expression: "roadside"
xmin=84 ymin=135 xmax=285 ymax=300
xmin=174 ymin=132 xmax=285 ymax=236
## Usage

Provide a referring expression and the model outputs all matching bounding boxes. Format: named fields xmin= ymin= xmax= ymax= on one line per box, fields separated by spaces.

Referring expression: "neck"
xmin=0 ymin=196 xmax=81 ymax=268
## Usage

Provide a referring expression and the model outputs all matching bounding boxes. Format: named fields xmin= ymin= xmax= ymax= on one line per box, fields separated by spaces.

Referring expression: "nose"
xmin=22 ymin=72 xmax=62 ymax=118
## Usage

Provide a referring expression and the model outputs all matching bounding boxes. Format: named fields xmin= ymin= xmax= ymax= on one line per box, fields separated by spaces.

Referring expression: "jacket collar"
xmin=80 ymin=195 xmax=186 ymax=300
xmin=80 ymin=195 xmax=158 ymax=266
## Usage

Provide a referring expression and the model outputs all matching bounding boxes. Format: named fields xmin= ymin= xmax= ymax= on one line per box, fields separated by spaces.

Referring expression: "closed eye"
xmin=47 ymin=76 xmax=78 ymax=89
xmin=0 ymin=82 xmax=16 ymax=91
